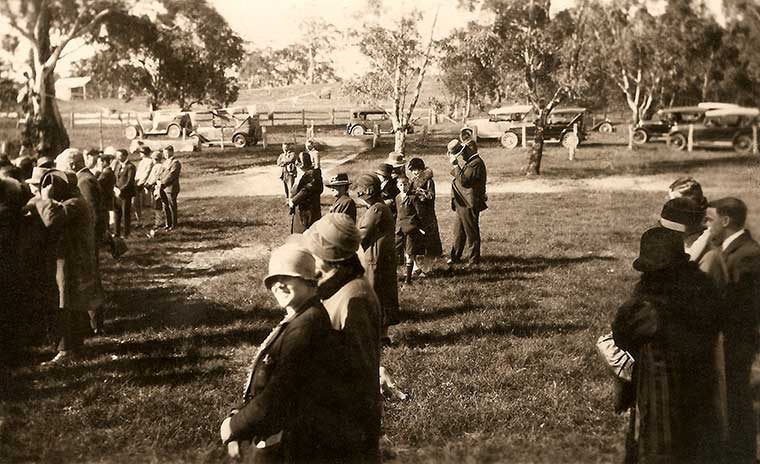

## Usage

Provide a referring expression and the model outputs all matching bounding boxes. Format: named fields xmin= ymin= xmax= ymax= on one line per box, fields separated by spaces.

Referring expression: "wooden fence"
xmin=0 ymin=107 xmax=435 ymax=128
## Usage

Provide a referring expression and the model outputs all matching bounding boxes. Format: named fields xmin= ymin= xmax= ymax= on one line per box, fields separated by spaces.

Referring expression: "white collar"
xmin=722 ymin=229 xmax=746 ymax=251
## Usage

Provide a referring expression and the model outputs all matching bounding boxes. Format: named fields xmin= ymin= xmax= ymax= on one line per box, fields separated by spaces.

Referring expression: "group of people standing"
xmin=0 ymin=142 xmax=181 ymax=365
xmin=610 ymin=177 xmax=760 ymax=464
xmin=219 ymin=134 xmax=489 ymax=461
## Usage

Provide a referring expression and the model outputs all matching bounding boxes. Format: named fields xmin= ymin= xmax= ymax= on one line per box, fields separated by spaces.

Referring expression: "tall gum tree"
xmin=1 ymin=0 xmax=112 ymax=155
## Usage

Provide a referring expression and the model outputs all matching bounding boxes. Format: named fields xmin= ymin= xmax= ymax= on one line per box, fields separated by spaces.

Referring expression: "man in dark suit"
xmin=288 ymin=151 xmax=322 ymax=233
xmin=447 ymin=139 xmax=487 ymax=267
xmin=114 ymin=149 xmax=136 ymax=237
xmin=159 ymin=145 xmax=181 ymax=230
xmin=705 ymin=197 xmax=760 ymax=463
xmin=97 ymin=153 xmax=116 ymax=238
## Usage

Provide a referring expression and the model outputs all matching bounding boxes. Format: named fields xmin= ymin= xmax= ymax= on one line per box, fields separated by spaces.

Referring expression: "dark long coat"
xmin=229 ymin=298 xmax=372 ymax=463
xmin=77 ymin=169 xmax=106 ymax=242
xmin=290 ymin=169 xmax=323 ymax=234
xmin=358 ymin=199 xmax=399 ymax=327
xmin=451 ymin=154 xmax=487 ymax=213
xmin=411 ymin=168 xmax=443 ymax=256
xmin=612 ymin=262 xmax=724 ymax=464
xmin=329 ymin=194 xmax=357 ymax=222
xmin=97 ymin=167 xmax=116 ymax=212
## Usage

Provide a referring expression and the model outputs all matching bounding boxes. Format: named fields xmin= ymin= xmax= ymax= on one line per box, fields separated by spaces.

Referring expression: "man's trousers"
xmin=449 ymin=206 xmax=481 ymax=264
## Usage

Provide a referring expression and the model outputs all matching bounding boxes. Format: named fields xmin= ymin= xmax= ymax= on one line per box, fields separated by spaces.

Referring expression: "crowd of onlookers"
xmin=0 ymin=143 xmax=181 ymax=366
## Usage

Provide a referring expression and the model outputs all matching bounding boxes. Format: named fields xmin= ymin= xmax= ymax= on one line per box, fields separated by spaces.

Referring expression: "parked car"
xmin=191 ymin=107 xmax=262 ymax=148
xmin=632 ymin=102 xmax=739 ymax=145
xmin=668 ymin=107 xmax=758 ymax=154
xmin=465 ymin=105 xmax=587 ymax=149
xmin=346 ymin=108 xmax=413 ymax=136
xmin=124 ymin=110 xmax=192 ymax=140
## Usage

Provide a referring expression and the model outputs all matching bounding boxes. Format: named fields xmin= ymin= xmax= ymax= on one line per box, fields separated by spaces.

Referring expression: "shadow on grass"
xmin=547 ymin=153 xmax=755 ymax=178
xmin=398 ymin=320 xmax=588 ymax=348
xmin=434 ymin=254 xmax=617 ymax=281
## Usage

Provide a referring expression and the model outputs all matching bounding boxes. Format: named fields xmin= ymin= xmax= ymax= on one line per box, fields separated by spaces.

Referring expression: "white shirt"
xmin=722 ymin=229 xmax=746 ymax=251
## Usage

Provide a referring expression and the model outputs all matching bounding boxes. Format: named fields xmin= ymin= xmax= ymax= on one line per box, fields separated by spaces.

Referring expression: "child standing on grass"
xmin=394 ymin=175 xmax=425 ymax=284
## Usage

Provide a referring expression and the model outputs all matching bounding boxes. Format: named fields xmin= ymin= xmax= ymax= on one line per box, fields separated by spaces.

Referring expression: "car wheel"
xmin=501 ymin=132 xmax=519 ymax=149
xmin=733 ymin=135 xmax=754 ymax=154
xmin=167 ymin=124 xmax=181 ymax=138
xmin=232 ymin=133 xmax=248 ymax=148
xmin=598 ymin=122 xmax=613 ymax=133
xmin=350 ymin=125 xmax=365 ymax=136
xmin=561 ymin=132 xmax=579 ymax=149
xmin=632 ymin=129 xmax=648 ymax=145
xmin=124 ymin=126 xmax=139 ymax=140
xmin=670 ymin=133 xmax=687 ymax=151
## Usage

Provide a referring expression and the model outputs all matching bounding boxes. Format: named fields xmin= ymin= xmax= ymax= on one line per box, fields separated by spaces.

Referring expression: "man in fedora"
xmin=325 ymin=172 xmax=356 ymax=222
xmin=375 ymin=163 xmax=399 ymax=219
xmin=114 ymin=148 xmax=137 ymax=237
xmin=158 ymin=145 xmax=181 ymax=230
xmin=705 ymin=197 xmax=760 ymax=463
xmin=447 ymin=138 xmax=487 ymax=267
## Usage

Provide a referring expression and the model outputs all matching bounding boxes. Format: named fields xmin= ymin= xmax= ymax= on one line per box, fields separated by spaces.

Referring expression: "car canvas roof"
xmin=657 ymin=106 xmax=706 ymax=114
xmin=705 ymin=107 xmax=760 ymax=117
xmin=552 ymin=107 xmax=586 ymax=113
xmin=697 ymin=102 xmax=740 ymax=109
xmin=352 ymin=107 xmax=388 ymax=113
xmin=488 ymin=104 xmax=533 ymax=115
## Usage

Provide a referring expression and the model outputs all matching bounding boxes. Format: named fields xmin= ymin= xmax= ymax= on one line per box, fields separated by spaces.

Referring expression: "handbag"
xmin=596 ymin=332 xmax=634 ymax=382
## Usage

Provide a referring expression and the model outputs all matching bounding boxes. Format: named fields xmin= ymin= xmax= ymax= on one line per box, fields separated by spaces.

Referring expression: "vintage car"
xmin=124 ymin=110 xmax=193 ymax=140
xmin=191 ymin=107 xmax=262 ymax=148
xmin=465 ymin=105 xmax=587 ymax=149
xmin=346 ymin=108 xmax=413 ymax=136
xmin=668 ymin=107 xmax=758 ymax=153
xmin=632 ymin=102 xmax=739 ymax=145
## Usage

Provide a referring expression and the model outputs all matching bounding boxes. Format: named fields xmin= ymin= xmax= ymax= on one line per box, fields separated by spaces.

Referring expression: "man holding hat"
xmin=354 ymin=173 xmax=400 ymax=339
xmin=288 ymin=151 xmax=323 ymax=234
xmin=612 ymin=226 xmax=723 ymax=464
xmin=303 ymin=213 xmax=382 ymax=461
xmin=447 ymin=138 xmax=487 ymax=267
xmin=325 ymin=172 xmax=356 ymax=222
xmin=221 ymin=240 xmax=362 ymax=462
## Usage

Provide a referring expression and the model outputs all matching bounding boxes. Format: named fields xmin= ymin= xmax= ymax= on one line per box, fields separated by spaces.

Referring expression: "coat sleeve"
xmin=290 ymin=172 xmax=323 ymax=206
xmin=611 ymin=297 xmax=659 ymax=354
xmin=228 ymin=317 xmax=315 ymax=441
xmin=459 ymin=161 xmax=485 ymax=189
xmin=359 ymin=206 xmax=381 ymax=250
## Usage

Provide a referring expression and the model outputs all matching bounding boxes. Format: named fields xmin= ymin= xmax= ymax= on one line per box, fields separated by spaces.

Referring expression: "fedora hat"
xmin=633 ymin=227 xmax=688 ymax=272
xmin=26 ymin=166 xmax=49 ymax=185
xmin=354 ymin=173 xmax=381 ymax=198
xmin=447 ymin=139 xmax=464 ymax=155
xmin=264 ymin=241 xmax=318 ymax=288
xmin=374 ymin=163 xmax=392 ymax=178
xmin=325 ymin=172 xmax=351 ymax=187
xmin=384 ymin=152 xmax=406 ymax=167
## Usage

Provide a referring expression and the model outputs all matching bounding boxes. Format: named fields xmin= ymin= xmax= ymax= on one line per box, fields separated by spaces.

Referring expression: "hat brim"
xmin=326 ymin=181 xmax=351 ymax=187
xmin=263 ymin=273 xmax=316 ymax=289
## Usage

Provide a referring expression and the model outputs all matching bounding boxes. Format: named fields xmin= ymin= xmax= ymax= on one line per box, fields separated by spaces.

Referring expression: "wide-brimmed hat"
xmin=374 ymin=163 xmax=392 ymax=178
xmin=263 ymin=241 xmax=318 ymax=288
xmin=325 ymin=173 xmax=351 ymax=187
xmin=633 ymin=227 xmax=688 ymax=272
xmin=103 ymin=146 xmax=117 ymax=156
xmin=408 ymin=157 xmax=425 ymax=171
xmin=304 ymin=213 xmax=361 ymax=262
xmin=26 ymin=166 xmax=49 ymax=185
xmin=460 ymin=127 xmax=474 ymax=142
xmin=384 ymin=152 xmax=406 ymax=167
xmin=659 ymin=197 xmax=705 ymax=233
xmin=447 ymin=139 xmax=465 ymax=156
xmin=55 ymin=148 xmax=83 ymax=171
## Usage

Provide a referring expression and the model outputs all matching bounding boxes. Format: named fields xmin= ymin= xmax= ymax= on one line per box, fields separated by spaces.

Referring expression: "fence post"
xmin=302 ymin=109 xmax=305 ymax=126
xmin=753 ymin=124 xmax=758 ymax=155
xmin=0 ymin=140 xmax=6 ymax=156
xmin=568 ymin=123 xmax=578 ymax=161
xmin=521 ymin=122 xmax=527 ymax=148
xmin=182 ymin=127 xmax=186 ymax=142
xmin=70 ymin=111 xmax=75 ymax=129
xmin=98 ymin=112 xmax=103 ymax=150
xmin=372 ymin=123 xmax=379 ymax=148
xmin=331 ymin=108 xmax=335 ymax=125
xmin=422 ymin=125 xmax=428 ymax=144
xmin=687 ymin=124 xmax=694 ymax=152
xmin=262 ymin=126 xmax=267 ymax=149
xmin=221 ymin=126 xmax=225 ymax=150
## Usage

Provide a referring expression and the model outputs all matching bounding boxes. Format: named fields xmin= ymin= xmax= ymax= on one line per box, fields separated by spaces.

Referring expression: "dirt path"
xmin=182 ymin=136 xmax=370 ymax=198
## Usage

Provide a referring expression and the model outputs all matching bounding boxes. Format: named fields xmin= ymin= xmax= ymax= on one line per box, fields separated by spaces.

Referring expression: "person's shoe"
xmin=41 ymin=351 xmax=76 ymax=366
xmin=446 ymin=258 xmax=461 ymax=266
xmin=146 ymin=229 xmax=156 ymax=238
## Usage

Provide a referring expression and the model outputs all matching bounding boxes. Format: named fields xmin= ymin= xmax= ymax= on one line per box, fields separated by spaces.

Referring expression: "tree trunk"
xmin=465 ymin=85 xmax=471 ymax=121
xmin=526 ymin=110 xmax=547 ymax=176
xmin=394 ymin=129 xmax=405 ymax=154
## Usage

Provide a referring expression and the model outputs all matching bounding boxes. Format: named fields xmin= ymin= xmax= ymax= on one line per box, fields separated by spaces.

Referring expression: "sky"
xmin=2 ymin=0 xmax=727 ymax=79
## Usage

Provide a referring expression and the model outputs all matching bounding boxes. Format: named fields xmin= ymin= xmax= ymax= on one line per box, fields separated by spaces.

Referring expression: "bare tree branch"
xmin=404 ymin=7 xmax=439 ymax=127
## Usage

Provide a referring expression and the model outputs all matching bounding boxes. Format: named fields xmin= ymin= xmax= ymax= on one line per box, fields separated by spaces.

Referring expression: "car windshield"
xmin=488 ymin=112 xmax=527 ymax=122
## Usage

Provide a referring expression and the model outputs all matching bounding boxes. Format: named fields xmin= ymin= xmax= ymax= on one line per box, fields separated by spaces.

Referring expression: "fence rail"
xmin=0 ymin=107 xmax=435 ymax=128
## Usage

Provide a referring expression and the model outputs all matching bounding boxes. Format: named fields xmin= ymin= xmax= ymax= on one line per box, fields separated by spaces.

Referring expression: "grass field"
xmin=2 ymin=127 xmax=760 ymax=462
